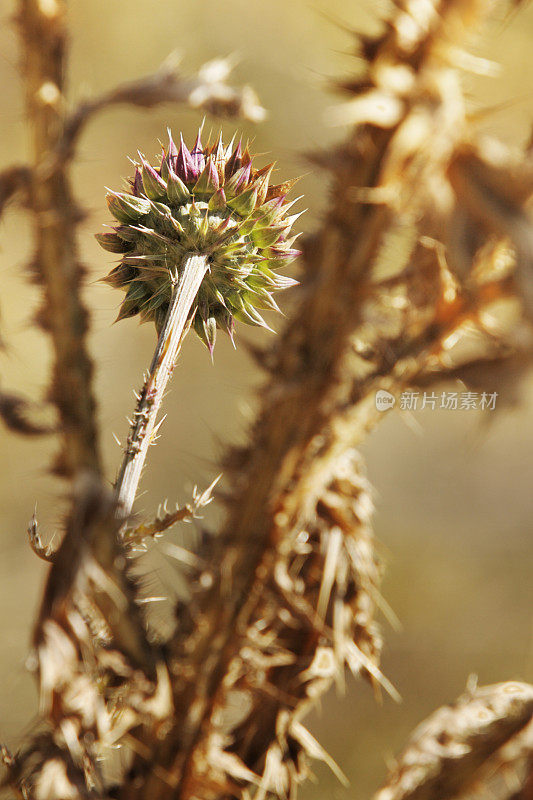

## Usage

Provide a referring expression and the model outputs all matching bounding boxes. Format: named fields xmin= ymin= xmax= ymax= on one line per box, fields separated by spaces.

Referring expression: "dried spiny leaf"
xmin=177 ymin=451 xmax=384 ymax=798
xmin=374 ymin=682 xmax=533 ymax=800
xmin=27 ymin=510 xmax=57 ymax=563
xmin=446 ymin=144 xmax=533 ymax=310
xmin=122 ymin=474 xmax=221 ymax=546
xmin=10 ymin=476 xmax=171 ymax=799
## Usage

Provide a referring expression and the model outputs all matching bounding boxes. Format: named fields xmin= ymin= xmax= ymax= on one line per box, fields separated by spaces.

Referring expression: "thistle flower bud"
xmin=96 ymin=129 xmax=301 ymax=350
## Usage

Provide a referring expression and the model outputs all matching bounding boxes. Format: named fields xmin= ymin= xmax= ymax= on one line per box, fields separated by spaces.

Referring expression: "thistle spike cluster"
xmin=96 ymin=128 xmax=301 ymax=352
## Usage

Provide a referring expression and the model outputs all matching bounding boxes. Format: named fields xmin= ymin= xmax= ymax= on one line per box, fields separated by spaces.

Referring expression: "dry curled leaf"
xmin=374 ymin=682 xmax=533 ymax=800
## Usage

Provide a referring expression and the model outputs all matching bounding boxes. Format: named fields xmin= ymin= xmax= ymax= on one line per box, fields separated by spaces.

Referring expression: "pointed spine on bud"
xmin=141 ymin=157 xmax=167 ymax=200
xmin=107 ymin=192 xmax=151 ymax=223
xmin=228 ymin=185 xmax=258 ymax=217
xmin=212 ymin=133 xmax=227 ymax=182
xmin=190 ymin=129 xmax=205 ymax=176
xmin=167 ymin=170 xmax=191 ymax=204
xmin=225 ymin=163 xmax=252 ymax=197
xmin=176 ymin=135 xmax=196 ymax=183
xmin=194 ymin=311 xmax=217 ymax=357
xmin=131 ymin=167 xmax=143 ymax=196
xmin=208 ymin=188 xmax=227 ymax=211
xmin=193 ymin=158 xmax=219 ymax=195
xmin=94 ymin=232 xmax=136 ymax=253
xmin=225 ymin=139 xmax=243 ymax=176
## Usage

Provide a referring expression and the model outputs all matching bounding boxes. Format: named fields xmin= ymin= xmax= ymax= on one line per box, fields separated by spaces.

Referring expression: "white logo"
xmin=375 ymin=389 xmax=396 ymax=412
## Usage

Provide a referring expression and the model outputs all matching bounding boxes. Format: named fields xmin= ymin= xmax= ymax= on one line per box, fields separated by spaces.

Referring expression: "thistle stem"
xmin=114 ymin=253 xmax=209 ymax=518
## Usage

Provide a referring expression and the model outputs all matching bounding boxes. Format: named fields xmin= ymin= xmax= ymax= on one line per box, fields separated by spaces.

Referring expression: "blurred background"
xmin=1 ymin=0 xmax=533 ymax=797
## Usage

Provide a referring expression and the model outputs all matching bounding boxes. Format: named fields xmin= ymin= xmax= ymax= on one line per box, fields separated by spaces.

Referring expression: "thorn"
xmin=150 ymin=414 xmax=167 ymax=444
xmin=112 ymin=432 xmax=122 ymax=447
xmin=27 ymin=507 xmax=56 ymax=562
xmin=195 ymin=473 xmax=222 ymax=507
xmin=135 ymin=596 xmax=167 ymax=605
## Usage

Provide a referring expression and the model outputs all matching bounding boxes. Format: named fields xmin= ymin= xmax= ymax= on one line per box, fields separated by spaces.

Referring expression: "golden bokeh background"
xmin=1 ymin=1 xmax=533 ymax=797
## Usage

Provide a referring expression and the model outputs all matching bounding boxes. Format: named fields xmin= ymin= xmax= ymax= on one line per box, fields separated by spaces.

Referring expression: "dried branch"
xmin=373 ymin=681 xmax=533 ymax=800
xmin=122 ymin=475 xmax=221 ymax=547
xmin=169 ymin=451 xmax=389 ymax=800
xmin=0 ymin=164 xmax=31 ymax=217
xmin=57 ymin=54 xmax=266 ymax=164
xmin=0 ymin=388 xmax=54 ymax=436
xmin=6 ymin=474 xmax=172 ymax=799
xmin=17 ymin=0 xmax=101 ymax=477
xmin=156 ymin=242 xmax=530 ymax=800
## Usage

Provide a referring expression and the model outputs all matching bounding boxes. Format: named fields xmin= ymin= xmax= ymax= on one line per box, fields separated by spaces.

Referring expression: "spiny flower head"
xmin=96 ymin=128 xmax=301 ymax=352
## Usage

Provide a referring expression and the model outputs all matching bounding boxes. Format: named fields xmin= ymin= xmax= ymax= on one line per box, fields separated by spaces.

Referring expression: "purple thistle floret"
xmin=131 ymin=168 xmax=143 ymax=196
xmin=190 ymin=130 xmax=206 ymax=176
xmin=174 ymin=134 xmax=197 ymax=183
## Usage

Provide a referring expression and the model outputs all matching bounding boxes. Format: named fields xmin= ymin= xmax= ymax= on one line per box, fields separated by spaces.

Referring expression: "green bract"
xmin=96 ymin=129 xmax=301 ymax=352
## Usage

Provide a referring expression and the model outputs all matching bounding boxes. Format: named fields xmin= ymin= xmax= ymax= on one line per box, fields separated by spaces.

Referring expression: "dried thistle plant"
xmin=1 ymin=0 xmax=532 ymax=799
xmin=96 ymin=129 xmax=300 ymax=516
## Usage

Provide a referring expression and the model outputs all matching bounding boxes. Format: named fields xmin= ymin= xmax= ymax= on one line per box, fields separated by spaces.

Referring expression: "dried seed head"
xmin=96 ymin=129 xmax=301 ymax=350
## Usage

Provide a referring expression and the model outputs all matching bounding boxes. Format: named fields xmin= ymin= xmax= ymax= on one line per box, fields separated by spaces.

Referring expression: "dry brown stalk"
xmin=18 ymin=0 xmax=101 ymax=477
xmin=0 ymin=165 xmax=31 ymax=217
xmin=4 ymin=474 xmax=172 ymax=799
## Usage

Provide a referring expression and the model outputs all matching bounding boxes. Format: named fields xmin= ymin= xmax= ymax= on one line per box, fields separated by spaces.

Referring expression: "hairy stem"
xmin=115 ymin=253 xmax=209 ymax=517
xmin=18 ymin=0 xmax=101 ymax=477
